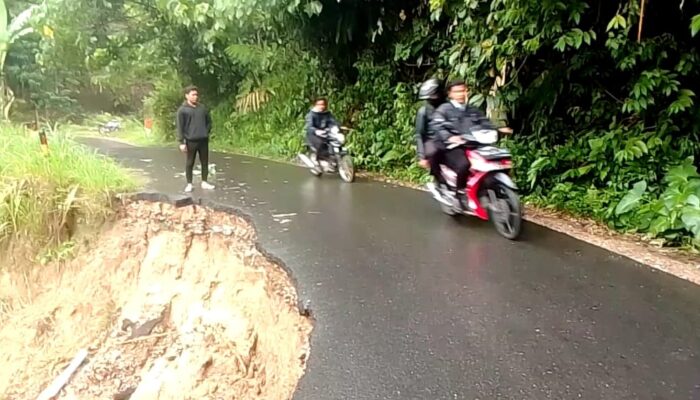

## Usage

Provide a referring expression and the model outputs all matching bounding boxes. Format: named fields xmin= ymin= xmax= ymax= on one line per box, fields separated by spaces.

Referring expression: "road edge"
xmin=93 ymin=136 xmax=699 ymax=286
xmin=354 ymin=172 xmax=700 ymax=286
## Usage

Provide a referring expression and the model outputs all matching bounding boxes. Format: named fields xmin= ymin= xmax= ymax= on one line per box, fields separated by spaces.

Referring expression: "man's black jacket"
xmin=414 ymin=103 xmax=436 ymax=159
xmin=304 ymin=109 xmax=339 ymax=137
xmin=176 ymin=102 xmax=212 ymax=144
xmin=430 ymin=102 xmax=495 ymax=144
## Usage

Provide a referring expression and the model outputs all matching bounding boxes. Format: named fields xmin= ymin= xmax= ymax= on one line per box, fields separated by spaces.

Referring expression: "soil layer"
xmin=0 ymin=200 xmax=312 ymax=400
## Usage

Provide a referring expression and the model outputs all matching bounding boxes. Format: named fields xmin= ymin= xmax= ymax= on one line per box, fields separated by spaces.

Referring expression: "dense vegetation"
xmin=2 ymin=0 xmax=700 ymax=248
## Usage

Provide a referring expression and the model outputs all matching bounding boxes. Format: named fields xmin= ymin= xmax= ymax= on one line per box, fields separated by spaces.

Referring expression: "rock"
xmin=113 ymin=387 xmax=135 ymax=400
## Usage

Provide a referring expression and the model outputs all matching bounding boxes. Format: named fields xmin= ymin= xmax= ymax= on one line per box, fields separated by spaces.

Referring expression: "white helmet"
xmin=418 ymin=78 xmax=440 ymax=100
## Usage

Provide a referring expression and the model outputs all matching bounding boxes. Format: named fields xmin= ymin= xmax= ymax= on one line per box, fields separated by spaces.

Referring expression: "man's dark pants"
xmin=443 ymin=147 xmax=470 ymax=190
xmin=306 ymin=133 xmax=327 ymax=157
xmin=185 ymin=139 xmax=209 ymax=184
xmin=424 ymin=140 xmax=446 ymax=184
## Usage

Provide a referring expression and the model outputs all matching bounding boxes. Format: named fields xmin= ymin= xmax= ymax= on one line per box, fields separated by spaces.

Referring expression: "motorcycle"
xmin=298 ymin=126 xmax=355 ymax=183
xmin=426 ymin=127 xmax=523 ymax=240
xmin=98 ymin=120 xmax=121 ymax=134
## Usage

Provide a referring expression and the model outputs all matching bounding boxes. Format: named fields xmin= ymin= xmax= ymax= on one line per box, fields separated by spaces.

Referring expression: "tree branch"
xmin=637 ymin=0 xmax=646 ymax=42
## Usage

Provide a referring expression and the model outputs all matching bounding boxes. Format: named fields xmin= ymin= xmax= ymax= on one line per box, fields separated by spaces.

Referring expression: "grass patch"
xmin=0 ymin=123 xmax=137 ymax=259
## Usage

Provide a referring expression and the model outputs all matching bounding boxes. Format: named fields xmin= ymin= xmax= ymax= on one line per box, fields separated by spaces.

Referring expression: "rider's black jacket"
xmin=304 ymin=109 xmax=339 ymax=137
xmin=430 ymin=101 xmax=495 ymax=144
xmin=414 ymin=103 xmax=436 ymax=159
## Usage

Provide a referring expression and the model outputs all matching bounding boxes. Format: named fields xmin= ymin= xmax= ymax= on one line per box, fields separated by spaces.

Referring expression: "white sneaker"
xmin=201 ymin=181 xmax=215 ymax=190
xmin=184 ymin=183 xmax=193 ymax=193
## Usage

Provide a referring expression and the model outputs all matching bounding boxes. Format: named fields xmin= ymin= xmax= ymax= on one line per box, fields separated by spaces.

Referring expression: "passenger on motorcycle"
xmin=304 ymin=97 xmax=340 ymax=169
xmin=415 ymin=78 xmax=445 ymax=184
xmin=430 ymin=80 xmax=506 ymax=207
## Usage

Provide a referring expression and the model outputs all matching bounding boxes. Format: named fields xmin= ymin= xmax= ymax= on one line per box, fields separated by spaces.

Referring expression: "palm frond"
xmin=235 ymin=88 xmax=273 ymax=114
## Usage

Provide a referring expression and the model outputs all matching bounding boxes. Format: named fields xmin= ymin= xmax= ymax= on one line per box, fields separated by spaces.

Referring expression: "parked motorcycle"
xmin=98 ymin=120 xmax=121 ymax=134
xmin=427 ymin=127 xmax=522 ymax=240
xmin=298 ymin=126 xmax=355 ymax=183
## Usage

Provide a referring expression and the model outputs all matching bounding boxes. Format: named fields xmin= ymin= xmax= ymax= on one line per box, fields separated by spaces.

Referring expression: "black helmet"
xmin=418 ymin=78 xmax=440 ymax=100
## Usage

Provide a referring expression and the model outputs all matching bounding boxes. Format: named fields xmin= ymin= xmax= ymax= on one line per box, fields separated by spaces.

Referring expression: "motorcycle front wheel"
xmin=487 ymin=183 xmax=522 ymax=240
xmin=338 ymin=155 xmax=355 ymax=183
xmin=438 ymin=187 xmax=458 ymax=216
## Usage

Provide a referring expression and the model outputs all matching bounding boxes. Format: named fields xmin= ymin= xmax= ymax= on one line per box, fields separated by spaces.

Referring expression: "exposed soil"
xmin=0 ymin=201 xmax=312 ymax=400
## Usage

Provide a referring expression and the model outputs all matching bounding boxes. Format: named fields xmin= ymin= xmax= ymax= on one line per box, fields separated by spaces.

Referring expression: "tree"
xmin=0 ymin=0 xmax=41 ymax=120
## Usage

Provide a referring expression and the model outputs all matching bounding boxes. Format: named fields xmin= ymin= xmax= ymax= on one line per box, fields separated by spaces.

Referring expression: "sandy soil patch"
xmin=0 ymin=200 xmax=312 ymax=400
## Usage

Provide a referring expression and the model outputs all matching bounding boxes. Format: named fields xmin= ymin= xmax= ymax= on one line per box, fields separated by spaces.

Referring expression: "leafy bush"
xmin=338 ymin=55 xmax=427 ymax=182
xmin=210 ymin=45 xmax=338 ymax=159
xmin=615 ymin=159 xmax=700 ymax=247
xmin=144 ymin=73 xmax=186 ymax=140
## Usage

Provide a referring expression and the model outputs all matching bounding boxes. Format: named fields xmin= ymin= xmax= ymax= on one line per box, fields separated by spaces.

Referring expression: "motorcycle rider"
xmin=430 ymin=79 xmax=510 ymax=208
xmin=415 ymin=78 xmax=445 ymax=186
xmin=304 ymin=97 xmax=340 ymax=171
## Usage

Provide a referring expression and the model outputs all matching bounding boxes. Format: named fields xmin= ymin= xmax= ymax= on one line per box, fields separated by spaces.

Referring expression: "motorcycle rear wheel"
xmin=487 ymin=184 xmax=522 ymax=240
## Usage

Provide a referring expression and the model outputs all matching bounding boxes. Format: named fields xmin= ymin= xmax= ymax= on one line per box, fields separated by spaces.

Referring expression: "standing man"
xmin=177 ymin=85 xmax=215 ymax=192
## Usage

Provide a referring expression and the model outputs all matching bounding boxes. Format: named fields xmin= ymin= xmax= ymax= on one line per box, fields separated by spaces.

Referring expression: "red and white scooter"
xmin=427 ymin=127 xmax=522 ymax=240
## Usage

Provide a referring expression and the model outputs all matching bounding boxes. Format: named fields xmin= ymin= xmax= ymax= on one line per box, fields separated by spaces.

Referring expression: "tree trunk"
xmin=0 ymin=77 xmax=11 ymax=122
xmin=2 ymin=85 xmax=15 ymax=121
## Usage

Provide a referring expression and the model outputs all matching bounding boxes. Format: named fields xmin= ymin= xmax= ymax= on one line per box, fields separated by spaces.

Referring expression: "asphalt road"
xmin=82 ymin=137 xmax=700 ymax=400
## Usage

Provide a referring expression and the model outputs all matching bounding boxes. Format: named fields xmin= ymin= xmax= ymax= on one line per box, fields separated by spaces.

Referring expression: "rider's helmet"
xmin=418 ymin=78 xmax=440 ymax=100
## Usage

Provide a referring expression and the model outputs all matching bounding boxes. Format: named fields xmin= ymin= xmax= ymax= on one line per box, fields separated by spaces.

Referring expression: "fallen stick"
xmin=118 ymin=332 xmax=169 ymax=345
xmin=36 ymin=348 xmax=88 ymax=400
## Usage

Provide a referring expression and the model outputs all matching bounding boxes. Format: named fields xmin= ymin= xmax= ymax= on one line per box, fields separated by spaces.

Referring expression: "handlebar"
xmin=317 ymin=126 xmax=352 ymax=137
xmin=445 ymin=126 xmax=514 ymax=149
xmin=445 ymin=133 xmax=479 ymax=149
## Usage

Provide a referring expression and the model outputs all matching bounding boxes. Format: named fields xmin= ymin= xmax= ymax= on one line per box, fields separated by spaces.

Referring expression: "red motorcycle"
xmin=426 ymin=128 xmax=522 ymax=240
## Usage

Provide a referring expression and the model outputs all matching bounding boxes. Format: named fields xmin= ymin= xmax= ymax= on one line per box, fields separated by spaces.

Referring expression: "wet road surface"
xmin=82 ymin=138 xmax=700 ymax=400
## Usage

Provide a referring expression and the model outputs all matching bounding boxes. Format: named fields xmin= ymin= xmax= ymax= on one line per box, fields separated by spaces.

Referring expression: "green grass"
xmin=0 ymin=123 xmax=137 ymax=252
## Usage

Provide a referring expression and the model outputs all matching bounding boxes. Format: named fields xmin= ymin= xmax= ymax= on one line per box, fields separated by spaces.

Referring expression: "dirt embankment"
xmin=0 ymin=200 xmax=313 ymax=400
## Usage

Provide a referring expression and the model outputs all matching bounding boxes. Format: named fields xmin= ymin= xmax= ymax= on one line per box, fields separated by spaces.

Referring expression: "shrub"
xmin=0 ymin=124 xmax=135 ymax=253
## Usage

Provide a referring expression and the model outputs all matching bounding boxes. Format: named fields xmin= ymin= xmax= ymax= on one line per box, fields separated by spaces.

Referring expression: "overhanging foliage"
xmin=6 ymin=0 xmax=700 ymax=248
